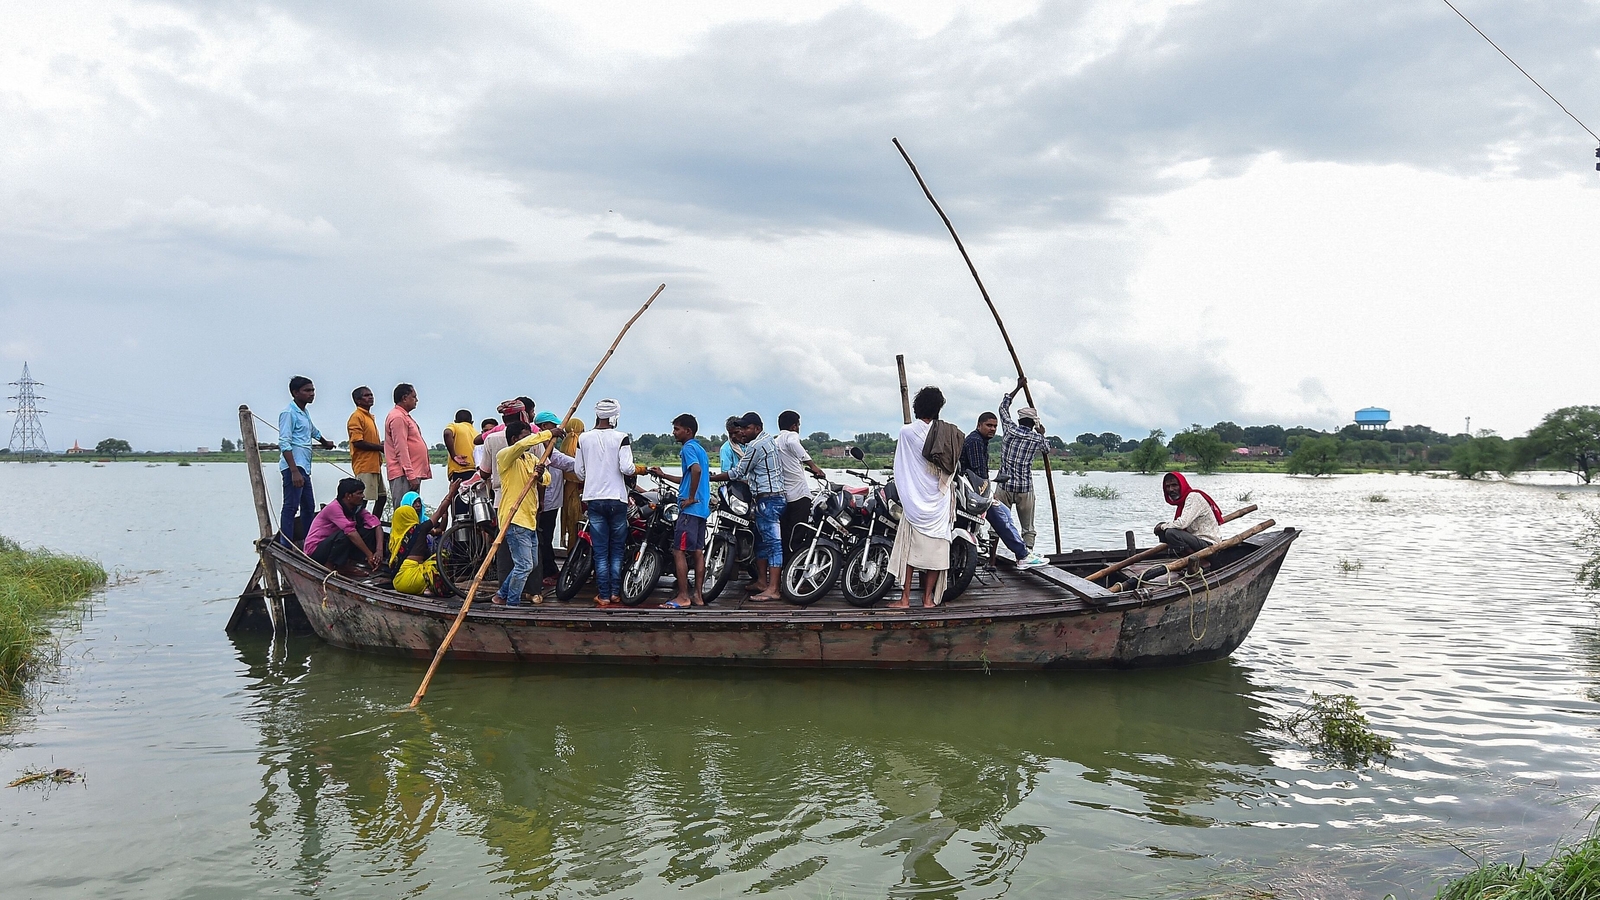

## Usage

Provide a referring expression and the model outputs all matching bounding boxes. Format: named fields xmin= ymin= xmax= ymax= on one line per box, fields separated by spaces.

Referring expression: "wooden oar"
xmin=1087 ymin=505 xmax=1259 ymax=582
xmin=409 ymin=283 xmax=665 ymax=709
xmin=891 ymin=137 xmax=1063 ymax=553
xmin=1158 ymin=518 xmax=1276 ymax=575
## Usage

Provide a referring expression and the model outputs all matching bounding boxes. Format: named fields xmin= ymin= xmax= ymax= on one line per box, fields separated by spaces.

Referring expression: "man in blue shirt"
xmin=649 ymin=413 xmax=711 ymax=608
xmin=278 ymin=375 xmax=335 ymax=546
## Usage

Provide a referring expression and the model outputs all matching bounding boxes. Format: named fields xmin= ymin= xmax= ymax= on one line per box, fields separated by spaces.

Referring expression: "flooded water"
xmin=1 ymin=462 xmax=1597 ymax=898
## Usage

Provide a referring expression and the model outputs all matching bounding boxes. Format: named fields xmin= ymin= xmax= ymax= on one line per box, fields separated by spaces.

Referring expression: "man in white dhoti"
xmin=888 ymin=386 xmax=955 ymax=609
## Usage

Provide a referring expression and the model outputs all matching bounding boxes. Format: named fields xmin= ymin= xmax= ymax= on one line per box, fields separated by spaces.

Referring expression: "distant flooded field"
xmin=1 ymin=463 xmax=1597 ymax=898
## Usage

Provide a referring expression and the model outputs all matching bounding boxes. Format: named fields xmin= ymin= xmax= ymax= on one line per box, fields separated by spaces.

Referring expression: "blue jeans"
xmin=987 ymin=505 xmax=1029 ymax=559
xmin=279 ymin=466 xmax=315 ymax=545
xmin=588 ymin=499 xmax=629 ymax=600
xmin=496 ymin=523 xmax=538 ymax=604
xmin=755 ymin=495 xmax=786 ymax=565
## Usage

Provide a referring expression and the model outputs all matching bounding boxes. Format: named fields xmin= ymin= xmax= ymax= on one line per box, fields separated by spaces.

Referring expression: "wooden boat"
xmin=259 ymin=527 xmax=1298 ymax=670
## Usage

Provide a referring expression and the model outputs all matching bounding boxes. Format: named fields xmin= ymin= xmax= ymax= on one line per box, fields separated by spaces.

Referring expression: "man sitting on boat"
xmin=304 ymin=478 xmax=385 ymax=575
xmin=888 ymin=386 xmax=957 ymax=609
xmin=1155 ymin=471 xmax=1222 ymax=554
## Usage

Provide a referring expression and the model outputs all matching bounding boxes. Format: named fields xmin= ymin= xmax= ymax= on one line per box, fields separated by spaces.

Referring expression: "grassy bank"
xmin=0 ymin=535 xmax=106 ymax=727
xmin=1434 ymin=821 xmax=1600 ymax=899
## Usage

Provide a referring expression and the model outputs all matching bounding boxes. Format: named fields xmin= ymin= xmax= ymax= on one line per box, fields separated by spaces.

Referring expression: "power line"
xmin=1440 ymin=0 xmax=1600 ymax=144
xmin=7 ymin=362 xmax=51 ymax=457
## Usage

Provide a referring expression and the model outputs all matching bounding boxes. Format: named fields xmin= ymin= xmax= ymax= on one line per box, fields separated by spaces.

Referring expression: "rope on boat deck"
xmin=1180 ymin=568 xmax=1211 ymax=643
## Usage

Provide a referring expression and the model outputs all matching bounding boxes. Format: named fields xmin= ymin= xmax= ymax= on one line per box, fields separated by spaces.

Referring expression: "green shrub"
xmin=1073 ymin=483 xmax=1120 ymax=500
xmin=1434 ymin=820 xmax=1600 ymax=900
xmin=0 ymin=536 xmax=107 ymax=726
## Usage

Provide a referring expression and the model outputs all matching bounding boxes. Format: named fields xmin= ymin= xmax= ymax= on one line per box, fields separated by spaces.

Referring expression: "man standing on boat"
xmin=277 ymin=375 xmax=336 ymax=546
xmin=346 ymin=386 xmax=386 ymax=517
xmin=575 ymin=399 xmax=635 ymax=608
xmin=492 ymin=419 xmax=556 ymax=606
xmin=996 ymin=378 xmax=1050 ymax=551
xmin=889 ymin=386 xmax=957 ymax=609
xmin=712 ymin=412 xmax=785 ymax=602
xmin=384 ymin=384 xmax=432 ymax=517
xmin=718 ymin=415 xmax=747 ymax=472
xmin=961 ymin=412 xmax=1047 ymax=570
xmin=443 ymin=409 xmax=479 ymax=485
xmin=775 ymin=410 xmax=827 ymax=554
xmin=648 ymin=413 xmax=712 ymax=608
xmin=534 ymin=411 xmax=576 ymax=590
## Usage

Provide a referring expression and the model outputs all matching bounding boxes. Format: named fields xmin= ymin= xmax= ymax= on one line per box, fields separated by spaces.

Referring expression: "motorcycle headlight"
xmin=725 ymin=490 xmax=749 ymax=516
xmin=663 ymin=502 xmax=680 ymax=523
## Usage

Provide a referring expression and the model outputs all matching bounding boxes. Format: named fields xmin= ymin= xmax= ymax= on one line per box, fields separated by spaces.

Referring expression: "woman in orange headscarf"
xmin=559 ymin=417 xmax=586 ymax=549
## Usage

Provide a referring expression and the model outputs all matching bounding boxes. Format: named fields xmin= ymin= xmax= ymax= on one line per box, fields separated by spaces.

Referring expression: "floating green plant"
xmin=1279 ymin=692 xmax=1395 ymax=768
xmin=1073 ymin=483 xmax=1120 ymax=500
xmin=0 ymin=535 xmax=107 ymax=727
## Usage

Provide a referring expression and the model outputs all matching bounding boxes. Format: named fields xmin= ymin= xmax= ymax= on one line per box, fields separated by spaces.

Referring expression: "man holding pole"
xmin=996 ymin=377 xmax=1050 ymax=552
xmin=492 ymin=419 xmax=556 ymax=606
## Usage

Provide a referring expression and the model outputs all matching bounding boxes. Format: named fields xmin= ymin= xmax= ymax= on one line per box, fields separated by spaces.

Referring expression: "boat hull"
xmin=267 ymin=529 xmax=1295 ymax=670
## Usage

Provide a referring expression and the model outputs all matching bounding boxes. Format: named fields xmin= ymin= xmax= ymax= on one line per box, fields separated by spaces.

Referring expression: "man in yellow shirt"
xmin=346 ymin=386 xmax=386 ymax=516
xmin=493 ymin=419 xmax=556 ymax=606
xmin=443 ymin=409 xmax=479 ymax=484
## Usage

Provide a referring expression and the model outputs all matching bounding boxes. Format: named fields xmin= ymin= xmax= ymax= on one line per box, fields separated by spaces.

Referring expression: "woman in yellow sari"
xmin=560 ymin=417 xmax=585 ymax=549
xmin=388 ymin=491 xmax=426 ymax=569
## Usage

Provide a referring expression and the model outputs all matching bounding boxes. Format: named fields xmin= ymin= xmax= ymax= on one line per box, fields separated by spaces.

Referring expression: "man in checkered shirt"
xmin=996 ymin=377 xmax=1050 ymax=551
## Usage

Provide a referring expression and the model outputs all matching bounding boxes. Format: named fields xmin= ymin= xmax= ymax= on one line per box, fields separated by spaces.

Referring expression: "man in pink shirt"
xmin=305 ymin=478 xmax=385 ymax=573
xmin=385 ymin=382 xmax=433 ymax=516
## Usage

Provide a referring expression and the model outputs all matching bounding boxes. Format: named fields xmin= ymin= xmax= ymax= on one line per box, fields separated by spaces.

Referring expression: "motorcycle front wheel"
xmin=619 ymin=545 xmax=665 ymax=606
xmin=555 ymin=539 xmax=593 ymax=601
xmin=701 ymin=531 xmax=735 ymax=602
xmin=780 ymin=541 xmax=842 ymax=606
xmin=944 ymin=538 xmax=976 ymax=602
xmin=841 ymin=537 xmax=895 ymax=607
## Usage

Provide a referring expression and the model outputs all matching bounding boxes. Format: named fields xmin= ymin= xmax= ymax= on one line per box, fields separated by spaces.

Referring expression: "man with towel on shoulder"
xmin=888 ymin=386 xmax=963 ymax=610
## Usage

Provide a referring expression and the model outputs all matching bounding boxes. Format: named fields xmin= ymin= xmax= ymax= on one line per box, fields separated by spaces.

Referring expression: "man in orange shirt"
xmin=347 ymin=386 xmax=386 ymax=516
xmin=384 ymin=383 xmax=433 ymax=512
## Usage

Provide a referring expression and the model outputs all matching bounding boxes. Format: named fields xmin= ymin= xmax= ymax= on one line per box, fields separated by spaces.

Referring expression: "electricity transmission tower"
xmin=7 ymin=363 xmax=50 ymax=457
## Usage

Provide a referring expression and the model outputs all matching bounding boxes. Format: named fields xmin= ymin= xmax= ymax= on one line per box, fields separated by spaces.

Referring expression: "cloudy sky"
xmin=3 ymin=0 xmax=1597 ymax=452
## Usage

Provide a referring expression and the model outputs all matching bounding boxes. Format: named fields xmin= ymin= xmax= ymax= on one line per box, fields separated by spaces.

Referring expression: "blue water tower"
xmin=1354 ymin=407 xmax=1391 ymax=432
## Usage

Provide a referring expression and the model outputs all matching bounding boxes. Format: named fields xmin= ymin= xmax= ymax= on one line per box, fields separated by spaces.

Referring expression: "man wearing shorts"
xmin=650 ymin=413 xmax=710 ymax=608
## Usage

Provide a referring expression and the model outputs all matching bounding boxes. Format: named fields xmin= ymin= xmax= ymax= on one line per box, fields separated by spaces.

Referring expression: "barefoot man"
xmin=649 ymin=413 xmax=711 ymax=608
xmin=888 ymin=386 xmax=957 ymax=609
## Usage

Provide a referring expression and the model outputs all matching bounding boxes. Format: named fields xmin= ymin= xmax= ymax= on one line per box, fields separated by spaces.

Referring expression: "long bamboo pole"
xmin=891 ymin=138 xmax=1062 ymax=552
xmin=238 ymin=406 xmax=285 ymax=624
xmin=410 ymin=283 xmax=666 ymax=708
xmin=895 ymin=354 xmax=911 ymax=425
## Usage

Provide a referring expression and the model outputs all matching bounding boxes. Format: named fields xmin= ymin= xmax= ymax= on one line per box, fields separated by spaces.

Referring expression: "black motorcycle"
xmin=701 ymin=480 xmax=756 ymax=602
xmin=778 ymin=474 xmax=858 ymax=605
xmin=837 ymin=448 xmax=980 ymax=606
xmin=617 ymin=477 xmax=678 ymax=606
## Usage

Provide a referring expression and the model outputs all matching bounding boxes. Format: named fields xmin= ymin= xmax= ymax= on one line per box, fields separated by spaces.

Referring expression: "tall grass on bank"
xmin=1434 ymin=819 xmax=1600 ymax=899
xmin=0 ymin=535 xmax=106 ymax=726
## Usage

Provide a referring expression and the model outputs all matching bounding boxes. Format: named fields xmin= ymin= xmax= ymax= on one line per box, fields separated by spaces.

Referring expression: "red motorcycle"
xmin=554 ymin=480 xmax=660 ymax=602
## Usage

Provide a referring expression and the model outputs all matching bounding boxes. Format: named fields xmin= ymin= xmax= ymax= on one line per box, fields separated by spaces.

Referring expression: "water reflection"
xmin=233 ymin=634 xmax=1275 ymax=897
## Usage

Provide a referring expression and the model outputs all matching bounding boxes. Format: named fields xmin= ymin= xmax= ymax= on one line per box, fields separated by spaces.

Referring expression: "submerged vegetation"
xmin=1578 ymin=510 xmax=1600 ymax=594
xmin=1366 ymin=493 xmax=1390 ymax=503
xmin=1337 ymin=557 xmax=1364 ymax=574
xmin=1279 ymin=692 xmax=1395 ymax=768
xmin=1433 ymin=819 xmax=1600 ymax=900
xmin=0 ymin=535 xmax=106 ymax=726
xmin=1073 ymin=483 xmax=1120 ymax=500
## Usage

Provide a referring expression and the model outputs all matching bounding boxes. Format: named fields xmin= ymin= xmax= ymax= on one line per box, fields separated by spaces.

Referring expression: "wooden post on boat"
xmin=234 ymin=405 xmax=285 ymax=630
xmin=896 ymin=354 xmax=911 ymax=425
xmin=891 ymin=138 xmax=1062 ymax=553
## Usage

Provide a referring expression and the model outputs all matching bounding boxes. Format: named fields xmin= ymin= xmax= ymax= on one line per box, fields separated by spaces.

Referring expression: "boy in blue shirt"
xmin=649 ymin=413 xmax=711 ymax=608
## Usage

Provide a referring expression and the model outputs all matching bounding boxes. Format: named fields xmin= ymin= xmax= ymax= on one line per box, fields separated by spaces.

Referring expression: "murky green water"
xmin=1 ymin=464 xmax=1597 ymax=898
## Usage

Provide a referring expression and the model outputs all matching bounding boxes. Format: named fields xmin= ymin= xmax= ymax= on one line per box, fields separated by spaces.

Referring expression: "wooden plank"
xmin=1027 ymin=565 xmax=1115 ymax=603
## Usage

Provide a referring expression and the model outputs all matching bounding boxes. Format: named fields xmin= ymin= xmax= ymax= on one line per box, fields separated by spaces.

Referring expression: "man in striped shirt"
xmin=997 ymin=378 xmax=1050 ymax=551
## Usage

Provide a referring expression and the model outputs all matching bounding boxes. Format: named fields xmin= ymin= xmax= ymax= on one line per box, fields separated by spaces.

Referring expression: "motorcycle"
xmin=836 ymin=447 xmax=980 ymax=606
xmin=701 ymin=479 xmax=757 ymax=602
xmin=432 ymin=478 xmax=496 ymax=597
xmin=778 ymin=473 xmax=865 ymax=605
xmin=617 ymin=476 xmax=678 ymax=606
xmin=555 ymin=477 xmax=659 ymax=603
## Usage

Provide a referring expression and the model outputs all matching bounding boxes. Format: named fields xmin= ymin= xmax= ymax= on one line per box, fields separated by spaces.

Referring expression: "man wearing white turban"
xmin=575 ymin=398 xmax=636 ymax=606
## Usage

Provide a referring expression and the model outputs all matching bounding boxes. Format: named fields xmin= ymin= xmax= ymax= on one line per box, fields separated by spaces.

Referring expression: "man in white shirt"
xmin=888 ymin=387 xmax=954 ymax=609
xmin=774 ymin=409 xmax=827 ymax=554
xmin=574 ymin=398 xmax=636 ymax=607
